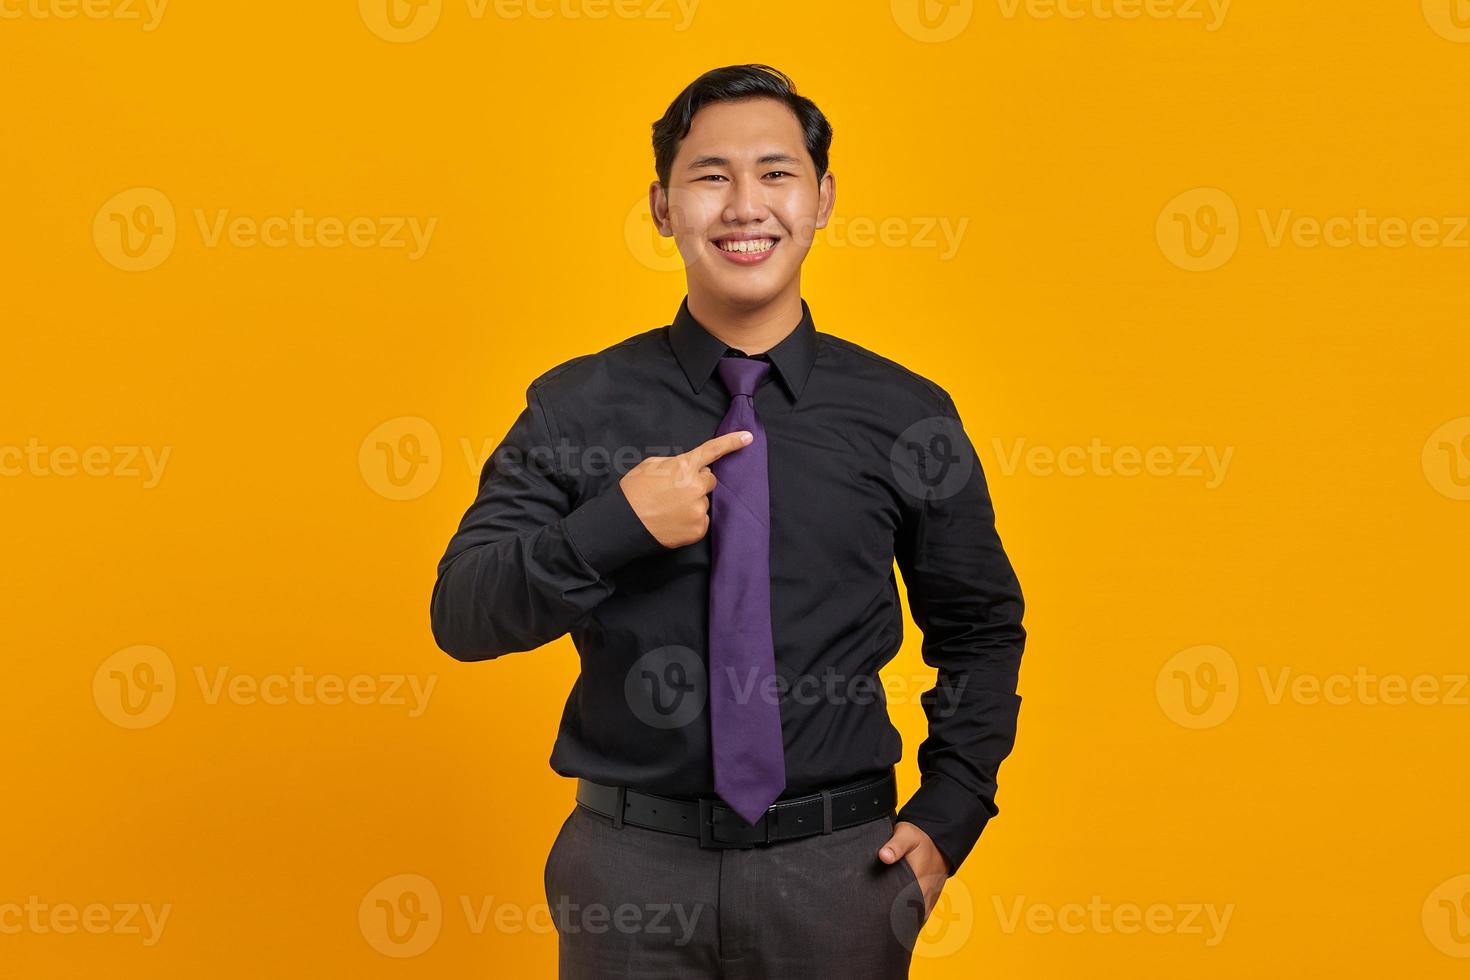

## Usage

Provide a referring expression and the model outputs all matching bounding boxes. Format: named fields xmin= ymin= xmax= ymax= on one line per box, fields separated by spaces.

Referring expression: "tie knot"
xmin=717 ymin=357 xmax=771 ymax=399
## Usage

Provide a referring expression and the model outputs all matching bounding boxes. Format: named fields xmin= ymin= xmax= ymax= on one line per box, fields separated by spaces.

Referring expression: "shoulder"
xmin=816 ymin=331 xmax=956 ymax=416
xmin=525 ymin=326 xmax=665 ymax=397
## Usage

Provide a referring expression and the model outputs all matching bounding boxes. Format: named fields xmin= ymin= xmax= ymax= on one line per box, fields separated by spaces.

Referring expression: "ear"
xmin=814 ymin=170 xmax=836 ymax=231
xmin=648 ymin=180 xmax=674 ymax=237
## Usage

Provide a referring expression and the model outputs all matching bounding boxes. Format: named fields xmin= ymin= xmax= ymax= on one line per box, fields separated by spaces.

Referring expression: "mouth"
xmin=711 ymin=234 xmax=780 ymax=265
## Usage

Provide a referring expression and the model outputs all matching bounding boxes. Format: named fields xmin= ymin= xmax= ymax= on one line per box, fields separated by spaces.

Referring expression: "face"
xmin=650 ymin=97 xmax=835 ymax=309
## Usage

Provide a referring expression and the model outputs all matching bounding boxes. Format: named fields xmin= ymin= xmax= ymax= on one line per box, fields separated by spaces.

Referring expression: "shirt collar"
xmin=669 ymin=295 xmax=819 ymax=402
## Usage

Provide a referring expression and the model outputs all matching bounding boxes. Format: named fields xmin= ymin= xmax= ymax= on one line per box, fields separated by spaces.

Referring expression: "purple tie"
xmin=708 ymin=356 xmax=787 ymax=825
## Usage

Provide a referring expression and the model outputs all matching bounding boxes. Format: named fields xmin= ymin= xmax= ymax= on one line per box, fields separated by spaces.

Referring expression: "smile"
xmin=711 ymin=236 xmax=780 ymax=265
xmin=714 ymin=237 xmax=777 ymax=253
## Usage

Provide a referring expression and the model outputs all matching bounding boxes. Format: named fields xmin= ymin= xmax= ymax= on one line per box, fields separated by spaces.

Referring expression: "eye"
xmin=765 ymin=171 xmax=792 ymax=179
xmin=698 ymin=174 xmax=728 ymax=182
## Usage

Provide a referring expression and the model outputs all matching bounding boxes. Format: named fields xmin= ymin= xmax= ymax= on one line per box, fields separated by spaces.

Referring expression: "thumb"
xmin=878 ymin=826 xmax=919 ymax=864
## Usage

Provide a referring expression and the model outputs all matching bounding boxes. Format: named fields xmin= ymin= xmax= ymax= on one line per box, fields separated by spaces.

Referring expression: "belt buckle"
xmin=698 ymin=798 xmax=763 ymax=849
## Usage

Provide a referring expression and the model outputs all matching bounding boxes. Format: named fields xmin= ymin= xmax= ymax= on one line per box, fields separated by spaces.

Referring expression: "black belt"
xmin=575 ymin=769 xmax=897 ymax=849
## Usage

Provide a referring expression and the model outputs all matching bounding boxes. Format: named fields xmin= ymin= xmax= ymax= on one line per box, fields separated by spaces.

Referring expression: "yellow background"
xmin=4 ymin=0 xmax=1469 ymax=975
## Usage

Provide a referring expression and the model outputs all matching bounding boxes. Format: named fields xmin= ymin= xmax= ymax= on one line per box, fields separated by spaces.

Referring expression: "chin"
xmin=707 ymin=278 xmax=783 ymax=309
xmin=702 ymin=266 xmax=791 ymax=301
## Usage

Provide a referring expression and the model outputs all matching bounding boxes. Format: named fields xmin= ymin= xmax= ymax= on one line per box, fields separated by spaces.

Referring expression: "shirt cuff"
xmin=562 ymin=480 xmax=667 ymax=577
xmin=895 ymin=773 xmax=997 ymax=878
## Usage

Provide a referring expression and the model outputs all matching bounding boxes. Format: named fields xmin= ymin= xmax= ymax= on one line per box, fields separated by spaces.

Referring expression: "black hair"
xmin=651 ymin=64 xmax=832 ymax=188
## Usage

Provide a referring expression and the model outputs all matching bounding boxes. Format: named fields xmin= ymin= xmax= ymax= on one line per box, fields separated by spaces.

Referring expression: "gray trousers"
xmin=543 ymin=802 xmax=926 ymax=978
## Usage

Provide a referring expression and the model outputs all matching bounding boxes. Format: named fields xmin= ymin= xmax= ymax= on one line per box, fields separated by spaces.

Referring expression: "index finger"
xmin=686 ymin=430 xmax=752 ymax=467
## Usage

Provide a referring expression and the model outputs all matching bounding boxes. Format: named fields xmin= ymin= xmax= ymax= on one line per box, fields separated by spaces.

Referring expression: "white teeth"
xmin=716 ymin=238 xmax=775 ymax=253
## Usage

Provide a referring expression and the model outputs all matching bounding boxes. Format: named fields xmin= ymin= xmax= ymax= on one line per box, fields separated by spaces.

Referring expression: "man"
xmin=430 ymin=64 xmax=1026 ymax=978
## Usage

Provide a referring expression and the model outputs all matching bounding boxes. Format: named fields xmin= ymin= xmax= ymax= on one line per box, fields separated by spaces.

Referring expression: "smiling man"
xmin=430 ymin=64 xmax=1026 ymax=978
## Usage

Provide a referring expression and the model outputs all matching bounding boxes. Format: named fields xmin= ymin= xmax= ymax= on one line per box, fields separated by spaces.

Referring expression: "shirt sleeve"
xmin=892 ymin=391 xmax=1026 ymax=877
xmin=429 ymin=383 xmax=668 ymax=661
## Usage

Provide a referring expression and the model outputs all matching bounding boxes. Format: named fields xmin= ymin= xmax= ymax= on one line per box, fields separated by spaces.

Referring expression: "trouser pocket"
xmin=543 ymin=806 xmax=579 ymax=923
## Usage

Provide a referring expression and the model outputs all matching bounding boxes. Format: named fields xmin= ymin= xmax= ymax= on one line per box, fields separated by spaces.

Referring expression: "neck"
xmin=686 ymin=281 xmax=803 ymax=356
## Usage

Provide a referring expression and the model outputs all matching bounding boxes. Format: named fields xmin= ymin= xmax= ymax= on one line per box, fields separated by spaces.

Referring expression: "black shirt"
xmin=430 ymin=296 xmax=1026 ymax=875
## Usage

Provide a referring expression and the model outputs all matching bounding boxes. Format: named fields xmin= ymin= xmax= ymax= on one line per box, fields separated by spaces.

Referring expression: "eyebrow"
xmin=686 ymin=153 xmax=803 ymax=170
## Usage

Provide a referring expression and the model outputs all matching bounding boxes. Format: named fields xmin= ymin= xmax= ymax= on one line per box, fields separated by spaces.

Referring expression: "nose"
xmin=722 ymin=174 xmax=771 ymax=225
